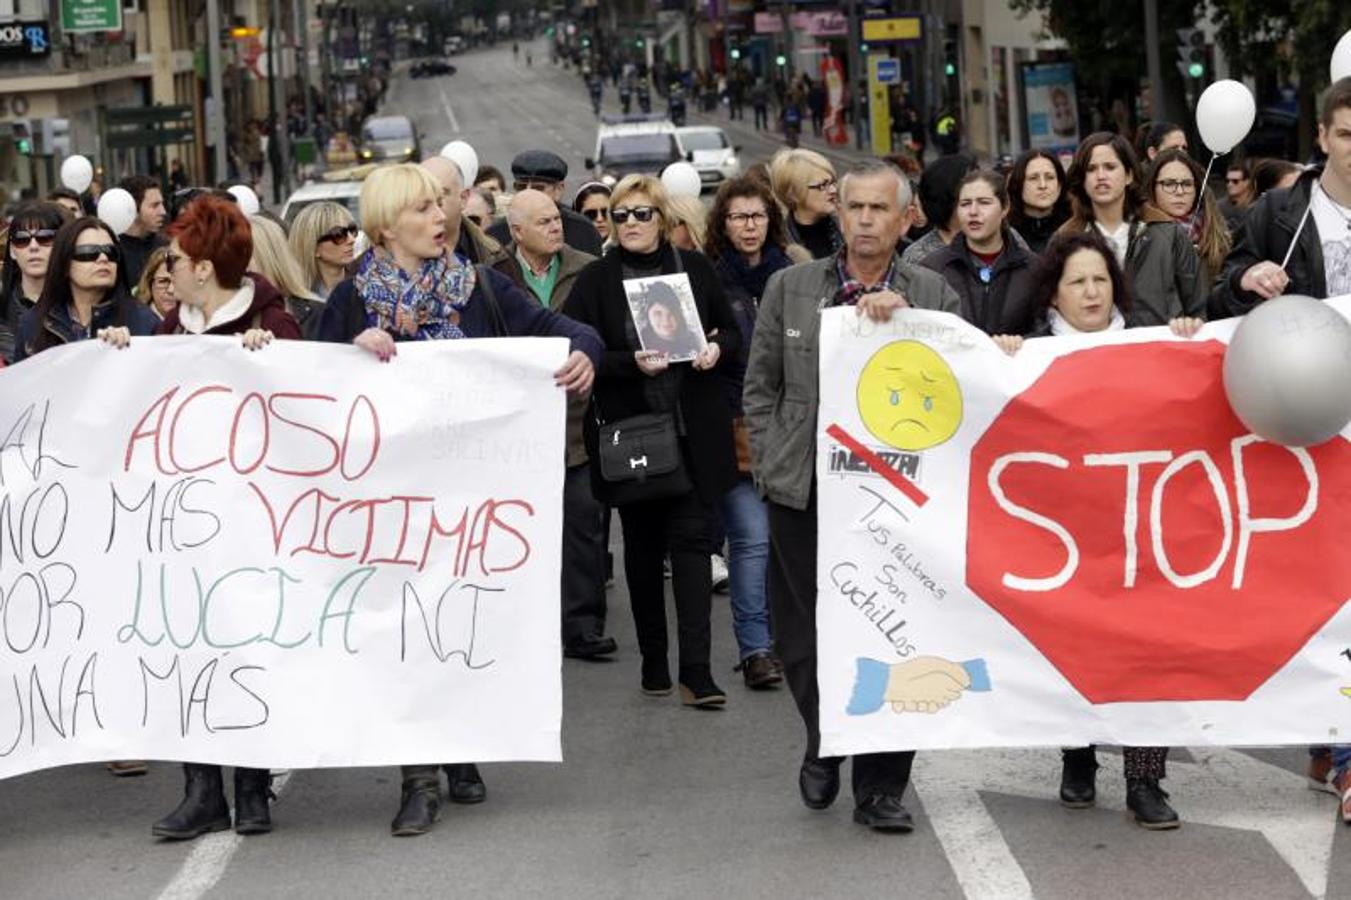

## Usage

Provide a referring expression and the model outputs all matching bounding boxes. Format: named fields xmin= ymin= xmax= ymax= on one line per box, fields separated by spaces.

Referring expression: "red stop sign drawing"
xmin=967 ymin=341 xmax=1351 ymax=703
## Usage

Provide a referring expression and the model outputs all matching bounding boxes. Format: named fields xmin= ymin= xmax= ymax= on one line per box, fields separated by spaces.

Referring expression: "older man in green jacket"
xmin=744 ymin=159 xmax=960 ymax=833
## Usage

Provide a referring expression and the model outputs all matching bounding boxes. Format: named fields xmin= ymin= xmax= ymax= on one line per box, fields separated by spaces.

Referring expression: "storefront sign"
xmin=0 ymin=21 xmax=50 ymax=59
xmin=861 ymin=16 xmax=921 ymax=42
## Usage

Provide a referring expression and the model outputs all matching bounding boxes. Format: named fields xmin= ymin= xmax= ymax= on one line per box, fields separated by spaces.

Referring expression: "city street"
xmin=0 ymin=40 xmax=1348 ymax=900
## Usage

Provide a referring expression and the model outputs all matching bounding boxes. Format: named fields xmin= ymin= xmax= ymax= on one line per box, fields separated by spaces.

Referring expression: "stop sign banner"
xmin=815 ymin=302 xmax=1351 ymax=756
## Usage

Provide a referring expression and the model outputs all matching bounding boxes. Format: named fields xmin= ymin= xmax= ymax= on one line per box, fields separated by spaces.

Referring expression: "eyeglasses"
xmin=580 ymin=207 xmax=608 ymax=221
xmin=9 ymin=229 xmax=56 ymax=249
xmin=466 ymin=214 xmax=484 ymax=227
xmin=806 ymin=176 xmax=837 ymax=192
xmin=1157 ymin=178 xmax=1196 ymax=195
xmin=318 ymin=223 xmax=359 ymax=244
xmin=151 ymin=276 xmax=173 ymax=290
xmin=611 ymin=206 xmax=657 ymax=224
xmin=72 ymin=244 xmax=120 ymax=264
xmin=726 ymin=212 xmax=768 ymax=226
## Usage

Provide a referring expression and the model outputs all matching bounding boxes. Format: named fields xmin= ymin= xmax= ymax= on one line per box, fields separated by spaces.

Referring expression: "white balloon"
xmin=96 ymin=188 xmax=138 ymax=235
xmin=228 ymin=184 xmax=261 ymax=216
xmin=440 ymin=140 xmax=479 ymax=186
xmin=660 ymin=161 xmax=702 ymax=198
xmin=1333 ymin=30 xmax=1351 ymax=83
xmin=60 ymin=155 xmax=93 ymax=193
xmin=1223 ymin=295 xmax=1351 ymax=447
xmin=1195 ymin=79 xmax=1256 ymax=154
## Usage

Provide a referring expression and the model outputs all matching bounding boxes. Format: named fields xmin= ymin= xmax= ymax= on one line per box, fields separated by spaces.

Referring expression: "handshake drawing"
xmin=846 ymin=656 xmax=991 ymax=715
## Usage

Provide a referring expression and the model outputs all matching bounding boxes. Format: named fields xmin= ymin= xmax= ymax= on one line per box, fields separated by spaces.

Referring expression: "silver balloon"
xmin=1222 ymin=295 xmax=1351 ymax=447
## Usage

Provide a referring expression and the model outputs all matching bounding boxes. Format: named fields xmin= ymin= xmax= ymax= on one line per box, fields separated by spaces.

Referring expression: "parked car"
xmin=674 ymin=126 xmax=741 ymax=192
xmin=411 ymin=58 xmax=457 ymax=78
xmin=358 ymin=115 xmax=421 ymax=163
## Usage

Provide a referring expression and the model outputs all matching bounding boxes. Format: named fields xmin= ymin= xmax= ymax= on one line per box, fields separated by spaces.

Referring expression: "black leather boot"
xmin=391 ymin=771 xmax=441 ymax=837
xmin=233 ymin=767 xmax=274 ymax=835
xmin=678 ymin=665 xmax=726 ymax=708
xmin=152 ymin=764 xmax=232 ymax=840
xmin=443 ymin=763 xmax=486 ymax=804
xmin=1059 ymin=747 xmax=1098 ymax=808
xmin=1127 ymin=777 xmax=1180 ymax=830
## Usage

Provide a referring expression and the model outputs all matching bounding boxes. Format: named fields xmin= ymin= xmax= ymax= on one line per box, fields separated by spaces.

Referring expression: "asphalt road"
xmin=1 ymin=40 xmax=1348 ymax=900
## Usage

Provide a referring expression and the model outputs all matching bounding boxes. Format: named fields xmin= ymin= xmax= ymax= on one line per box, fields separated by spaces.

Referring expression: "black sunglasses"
xmin=611 ymin=206 xmax=657 ymax=225
xmin=10 ymin=229 xmax=57 ymax=249
xmin=580 ymin=208 xmax=607 ymax=221
xmin=72 ymin=244 xmax=120 ymax=264
xmin=318 ymin=223 xmax=359 ymax=244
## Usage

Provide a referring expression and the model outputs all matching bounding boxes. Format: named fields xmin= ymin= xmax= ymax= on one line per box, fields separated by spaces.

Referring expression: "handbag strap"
xmin=475 ymin=264 xmax=508 ymax=338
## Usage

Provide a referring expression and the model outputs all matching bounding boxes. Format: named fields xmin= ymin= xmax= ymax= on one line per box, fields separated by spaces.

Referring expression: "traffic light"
xmin=1176 ymin=28 xmax=1205 ymax=80
xmin=729 ymin=47 xmax=740 ymax=60
xmin=775 ymin=53 xmax=787 ymax=67
xmin=860 ymin=42 xmax=869 ymax=54
xmin=582 ymin=36 xmax=591 ymax=48
xmin=634 ymin=37 xmax=644 ymax=48
xmin=943 ymin=40 xmax=957 ymax=78
xmin=12 ymin=120 xmax=31 ymax=156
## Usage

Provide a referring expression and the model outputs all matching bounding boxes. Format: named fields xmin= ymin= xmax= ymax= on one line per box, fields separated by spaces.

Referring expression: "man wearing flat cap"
xmin=487 ymin=149 xmax=605 ymax=256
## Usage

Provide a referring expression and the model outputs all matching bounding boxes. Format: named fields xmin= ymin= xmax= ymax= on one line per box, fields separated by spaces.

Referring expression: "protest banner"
xmin=816 ymin=302 xmax=1351 ymax=757
xmin=0 ymin=336 xmax=568 ymax=779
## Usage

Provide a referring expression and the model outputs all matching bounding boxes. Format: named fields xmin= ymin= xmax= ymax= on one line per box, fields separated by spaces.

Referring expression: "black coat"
xmin=1214 ymin=168 xmax=1328 ymax=316
xmin=563 ymin=244 xmax=741 ymax=504
xmin=922 ymin=233 xmax=1041 ymax=336
xmin=488 ymin=206 xmax=604 ymax=258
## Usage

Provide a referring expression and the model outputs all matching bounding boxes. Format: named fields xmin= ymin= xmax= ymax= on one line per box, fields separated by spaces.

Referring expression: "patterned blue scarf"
xmin=355 ymin=247 xmax=477 ymax=341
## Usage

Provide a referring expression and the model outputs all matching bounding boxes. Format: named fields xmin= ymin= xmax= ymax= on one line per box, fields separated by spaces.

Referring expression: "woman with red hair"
xmin=145 ymin=195 xmax=299 ymax=842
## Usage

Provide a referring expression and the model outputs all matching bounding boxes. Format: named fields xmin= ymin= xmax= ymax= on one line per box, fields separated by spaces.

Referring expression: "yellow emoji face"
xmin=856 ymin=341 xmax=963 ymax=451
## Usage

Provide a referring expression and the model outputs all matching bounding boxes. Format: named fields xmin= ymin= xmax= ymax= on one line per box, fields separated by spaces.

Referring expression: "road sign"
xmin=861 ymin=17 xmax=921 ymax=43
xmin=60 ymin=0 xmax=123 ymax=34
xmin=875 ymin=57 xmax=900 ymax=85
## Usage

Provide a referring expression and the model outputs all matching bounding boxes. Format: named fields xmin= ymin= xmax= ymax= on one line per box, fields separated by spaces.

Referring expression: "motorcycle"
xmin=620 ymin=86 xmax=632 ymax=114
xmin=588 ymin=79 xmax=603 ymax=116
xmin=668 ymin=85 xmax=687 ymax=127
xmin=637 ymin=84 xmax=651 ymax=113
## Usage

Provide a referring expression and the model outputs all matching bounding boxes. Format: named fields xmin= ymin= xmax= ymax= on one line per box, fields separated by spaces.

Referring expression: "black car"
xmin=411 ymin=58 xmax=457 ymax=79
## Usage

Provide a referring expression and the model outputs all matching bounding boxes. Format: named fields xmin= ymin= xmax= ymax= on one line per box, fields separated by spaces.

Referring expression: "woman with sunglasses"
xmin=769 ymin=148 xmax=841 ymax=260
xmin=573 ymin=182 xmax=612 ymax=246
xmin=14 ymin=216 xmax=159 ymax=362
xmin=141 ymin=195 xmax=300 ymax=841
xmin=1145 ymin=148 xmax=1232 ymax=290
xmin=564 ymin=174 xmax=741 ymax=709
xmin=1 ymin=201 xmax=70 ymax=363
xmin=318 ymin=163 xmax=601 ymax=838
xmin=249 ymin=214 xmax=323 ymax=338
xmin=288 ymin=201 xmax=358 ymax=301
xmin=135 ymin=246 xmax=178 ymax=320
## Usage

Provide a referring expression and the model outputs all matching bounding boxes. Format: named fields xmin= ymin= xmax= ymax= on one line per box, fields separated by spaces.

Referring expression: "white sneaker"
xmin=711 ymin=554 xmax=730 ymax=593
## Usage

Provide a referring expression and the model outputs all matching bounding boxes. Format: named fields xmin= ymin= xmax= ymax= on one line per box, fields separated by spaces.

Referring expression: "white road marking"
xmin=154 ymin=770 xmax=293 ymax=900
xmin=915 ymin=747 xmax=1337 ymax=899
xmin=438 ymin=86 xmax=460 ymax=134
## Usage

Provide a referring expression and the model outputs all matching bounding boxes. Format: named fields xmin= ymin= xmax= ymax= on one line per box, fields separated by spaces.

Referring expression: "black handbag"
xmin=595 ymin=410 xmax=692 ymax=505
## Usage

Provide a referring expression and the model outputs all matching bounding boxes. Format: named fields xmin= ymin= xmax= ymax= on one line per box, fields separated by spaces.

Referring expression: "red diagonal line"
xmin=826 ymin=423 xmax=929 ymax=507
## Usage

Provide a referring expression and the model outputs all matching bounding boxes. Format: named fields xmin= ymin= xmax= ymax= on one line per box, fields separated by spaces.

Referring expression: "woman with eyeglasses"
xmin=13 ymin=216 xmax=159 ymax=362
xmin=138 ymin=195 xmax=300 ymax=841
xmin=700 ymin=175 xmax=803 ymax=691
xmin=463 ymin=188 xmax=495 ymax=232
xmin=1058 ymin=132 xmax=1207 ymax=327
xmin=769 ymin=148 xmax=842 ymax=260
xmin=1 ymin=201 xmax=70 ymax=363
xmin=288 ymin=201 xmax=358 ymax=301
xmin=1146 ymin=148 xmax=1232 ymax=290
xmin=135 ymin=246 xmax=178 ymax=320
xmin=249 ymin=214 xmax=324 ymax=338
xmin=318 ymin=163 xmax=602 ymax=838
xmin=1007 ymin=149 xmax=1070 ymax=254
xmin=573 ymin=182 xmax=612 ymax=245
xmin=564 ymin=174 xmax=741 ymax=709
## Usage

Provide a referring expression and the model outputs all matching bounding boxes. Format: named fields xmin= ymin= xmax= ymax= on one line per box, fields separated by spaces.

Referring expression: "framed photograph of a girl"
xmin=623 ymin=272 xmax=708 ymax=362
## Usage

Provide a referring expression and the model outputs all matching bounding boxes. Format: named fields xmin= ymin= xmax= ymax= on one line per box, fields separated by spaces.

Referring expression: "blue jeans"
xmin=718 ymin=477 xmax=772 ymax=660
xmin=1312 ymin=745 xmax=1351 ymax=774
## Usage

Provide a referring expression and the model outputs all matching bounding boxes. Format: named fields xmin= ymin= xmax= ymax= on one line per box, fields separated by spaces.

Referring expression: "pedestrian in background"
xmin=573 ymin=181 xmax=613 ymax=247
xmin=1135 ymin=120 xmax=1188 ymax=163
xmin=289 ymin=201 xmax=359 ymax=301
xmin=134 ymin=246 xmax=177 ymax=320
xmin=901 ymin=153 xmax=978 ymax=266
xmin=117 ymin=174 xmax=168 ymax=285
xmin=1006 ymin=149 xmax=1070 ymax=254
xmin=0 ymin=201 xmax=68 ymax=363
xmin=1145 ymin=148 xmax=1231 ymax=289
xmin=248 ymin=214 xmax=325 ymax=338
xmin=668 ymin=195 xmax=708 ymax=253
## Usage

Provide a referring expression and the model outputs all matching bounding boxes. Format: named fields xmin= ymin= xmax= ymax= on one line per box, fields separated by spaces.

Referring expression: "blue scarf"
xmin=355 ymin=247 xmax=476 ymax=341
xmin=716 ymin=245 xmax=791 ymax=303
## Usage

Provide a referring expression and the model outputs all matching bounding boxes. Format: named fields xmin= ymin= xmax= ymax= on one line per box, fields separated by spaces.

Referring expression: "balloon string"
xmin=1280 ymin=198 xmax=1314 ymax=272
xmin=1186 ymin=152 xmax=1219 ymax=231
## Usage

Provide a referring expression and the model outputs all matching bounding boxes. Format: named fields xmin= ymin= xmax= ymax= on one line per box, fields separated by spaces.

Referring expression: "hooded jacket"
xmin=156 ymin=273 xmax=303 ymax=339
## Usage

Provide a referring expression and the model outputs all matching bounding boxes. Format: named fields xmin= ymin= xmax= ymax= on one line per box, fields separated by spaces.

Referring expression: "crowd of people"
xmin=0 ymin=65 xmax=1347 ymax=844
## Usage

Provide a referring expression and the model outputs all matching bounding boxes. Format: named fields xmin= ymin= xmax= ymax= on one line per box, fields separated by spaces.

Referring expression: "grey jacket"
xmin=743 ymin=254 xmax=961 ymax=510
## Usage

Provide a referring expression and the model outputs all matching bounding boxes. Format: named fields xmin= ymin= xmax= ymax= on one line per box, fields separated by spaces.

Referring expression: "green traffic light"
xmin=1188 ymin=62 xmax=1204 ymax=78
xmin=635 ymin=38 xmax=644 ymax=48
xmin=775 ymin=54 xmax=786 ymax=67
xmin=16 ymin=139 xmax=31 ymax=155
xmin=944 ymin=62 xmax=956 ymax=76
xmin=860 ymin=43 xmax=869 ymax=54
xmin=730 ymin=48 xmax=740 ymax=60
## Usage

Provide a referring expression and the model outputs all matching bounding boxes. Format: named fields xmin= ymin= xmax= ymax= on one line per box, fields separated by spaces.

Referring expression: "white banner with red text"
xmin=816 ymin=301 xmax=1351 ymax=755
xmin=0 ymin=336 xmax=567 ymax=779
